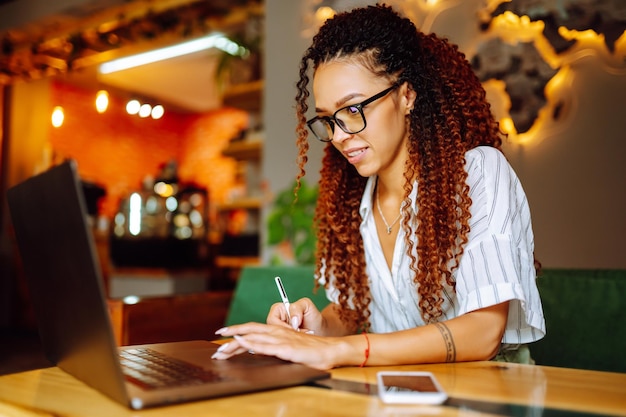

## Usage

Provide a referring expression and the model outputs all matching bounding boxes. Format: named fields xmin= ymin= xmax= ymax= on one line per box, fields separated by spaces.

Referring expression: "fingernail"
xmin=306 ymin=330 xmax=315 ymax=335
xmin=215 ymin=327 xmax=227 ymax=335
xmin=291 ymin=316 xmax=300 ymax=330
xmin=233 ymin=334 xmax=244 ymax=342
xmin=217 ymin=343 xmax=229 ymax=353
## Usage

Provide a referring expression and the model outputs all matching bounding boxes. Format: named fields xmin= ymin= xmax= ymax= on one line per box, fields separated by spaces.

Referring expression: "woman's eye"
xmin=346 ymin=106 xmax=359 ymax=116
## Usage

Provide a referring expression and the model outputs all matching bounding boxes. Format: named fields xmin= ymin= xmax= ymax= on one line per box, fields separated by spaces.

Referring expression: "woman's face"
xmin=312 ymin=60 xmax=415 ymax=178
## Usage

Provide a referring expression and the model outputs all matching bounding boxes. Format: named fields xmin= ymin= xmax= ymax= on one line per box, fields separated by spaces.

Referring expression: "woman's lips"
xmin=344 ymin=147 xmax=368 ymax=165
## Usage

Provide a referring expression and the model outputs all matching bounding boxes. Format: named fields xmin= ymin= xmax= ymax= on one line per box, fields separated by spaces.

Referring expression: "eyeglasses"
xmin=306 ymin=83 xmax=399 ymax=142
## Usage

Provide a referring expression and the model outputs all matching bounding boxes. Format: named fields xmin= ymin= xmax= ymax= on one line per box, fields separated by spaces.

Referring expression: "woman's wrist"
xmin=328 ymin=335 xmax=370 ymax=367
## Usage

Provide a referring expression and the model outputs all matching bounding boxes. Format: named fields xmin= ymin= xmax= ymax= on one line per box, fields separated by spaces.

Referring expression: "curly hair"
xmin=294 ymin=4 xmax=503 ymax=331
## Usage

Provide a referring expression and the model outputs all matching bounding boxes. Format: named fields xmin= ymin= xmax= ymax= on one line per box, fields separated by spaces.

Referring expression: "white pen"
xmin=274 ymin=276 xmax=291 ymax=322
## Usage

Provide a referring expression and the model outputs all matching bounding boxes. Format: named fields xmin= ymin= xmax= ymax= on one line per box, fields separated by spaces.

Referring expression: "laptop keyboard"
xmin=119 ymin=348 xmax=224 ymax=390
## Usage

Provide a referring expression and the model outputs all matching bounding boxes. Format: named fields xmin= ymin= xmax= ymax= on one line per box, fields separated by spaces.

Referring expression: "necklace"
xmin=375 ymin=183 xmax=402 ymax=235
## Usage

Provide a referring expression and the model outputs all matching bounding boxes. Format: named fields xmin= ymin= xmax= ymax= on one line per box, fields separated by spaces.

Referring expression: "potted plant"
xmin=266 ymin=180 xmax=318 ymax=265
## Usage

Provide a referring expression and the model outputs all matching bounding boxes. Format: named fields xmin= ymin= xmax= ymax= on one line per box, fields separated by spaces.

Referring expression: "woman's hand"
xmin=266 ymin=297 xmax=325 ymax=334
xmin=211 ymin=302 xmax=511 ymax=370
xmin=211 ymin=322 xmax=345 ymax=370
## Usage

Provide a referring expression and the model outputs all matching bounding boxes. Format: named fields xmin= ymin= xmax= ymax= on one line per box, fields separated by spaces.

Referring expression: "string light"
xmin=138 ymin=103 xmax=152 ymax=118
xmin=125 ymin=98 xmax=164 ymax=119
xmin=126 ymin=99 xmax=140 ymax=115
xmin=151 ymin=105 xmax=165 ymax=119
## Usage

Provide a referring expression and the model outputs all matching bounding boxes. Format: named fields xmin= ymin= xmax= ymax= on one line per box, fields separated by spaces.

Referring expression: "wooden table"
xmin=0 ymin=361 xmax=625 ymax=417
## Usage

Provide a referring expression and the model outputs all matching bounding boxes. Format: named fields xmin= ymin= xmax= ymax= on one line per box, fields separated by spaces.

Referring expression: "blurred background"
xmin=1 ymin=0 xmax=624 ymax=374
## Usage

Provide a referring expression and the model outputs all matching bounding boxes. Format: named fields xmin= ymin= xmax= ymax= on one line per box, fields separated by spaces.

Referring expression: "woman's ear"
xmin=401 ymin=83 xmax=417 ymax=115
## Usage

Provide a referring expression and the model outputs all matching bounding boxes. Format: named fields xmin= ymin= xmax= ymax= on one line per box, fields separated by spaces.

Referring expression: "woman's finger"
xmin=210 ymin=340 xmax=248 ymax=359
xmin=215 ymin=321 xmax=270 ymax=337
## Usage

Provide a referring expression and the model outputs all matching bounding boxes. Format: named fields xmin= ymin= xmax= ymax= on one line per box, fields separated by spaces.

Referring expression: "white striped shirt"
xmin=322 ymin=146 xmax=546 ymax=344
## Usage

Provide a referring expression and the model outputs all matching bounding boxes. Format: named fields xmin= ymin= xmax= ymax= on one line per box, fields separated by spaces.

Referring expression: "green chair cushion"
xmin=225 ymin=265 xmax=329 ymax=326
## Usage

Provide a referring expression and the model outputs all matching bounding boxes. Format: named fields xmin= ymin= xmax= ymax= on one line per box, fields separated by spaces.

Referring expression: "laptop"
xmin=6 ymin=160 xmax=329 ymax=410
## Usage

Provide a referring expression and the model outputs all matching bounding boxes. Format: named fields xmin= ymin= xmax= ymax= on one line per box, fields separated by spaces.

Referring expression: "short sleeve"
xmin=454 ymin=147 xmax=545 ymax=343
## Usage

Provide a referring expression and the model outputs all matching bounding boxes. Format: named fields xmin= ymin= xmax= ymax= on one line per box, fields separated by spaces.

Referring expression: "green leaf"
xmin=265 ymin=179 xmax=319 ymax=265
xmin=266 ymin=212 xmax=287 ymax=244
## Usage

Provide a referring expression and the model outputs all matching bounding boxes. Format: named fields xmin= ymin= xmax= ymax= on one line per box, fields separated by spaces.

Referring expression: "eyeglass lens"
xmin=308 ymin=84 xmax=398 ymax=142
xmin=310 ymin=106 xmax=365 ymax=142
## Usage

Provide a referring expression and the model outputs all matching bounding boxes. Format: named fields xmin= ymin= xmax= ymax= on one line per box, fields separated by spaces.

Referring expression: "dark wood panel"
xmin=109 ymin=291 xmax=233 ymax=346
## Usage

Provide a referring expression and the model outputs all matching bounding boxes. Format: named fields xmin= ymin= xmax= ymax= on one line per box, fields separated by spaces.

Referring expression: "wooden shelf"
xmin=222 ymin=79 xmax=263 ymax=112
xmin=219 ymin=81 xmax=264 ymax=264
xmin=215 ymin=256 xmax=260 ymax=269
xmin=222 ymin=140 xmax=262 ymax=160
xmin=217 ymin=197 xmax=262 ymax=211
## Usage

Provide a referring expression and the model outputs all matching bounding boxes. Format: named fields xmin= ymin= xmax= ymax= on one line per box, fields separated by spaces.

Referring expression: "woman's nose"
xmin=331 ymin=126 xmax=352 ymax=143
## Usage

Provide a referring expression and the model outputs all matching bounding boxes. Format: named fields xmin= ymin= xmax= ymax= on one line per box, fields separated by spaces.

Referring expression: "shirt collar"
xmin=359 ymin=176 xmax=378 ymax=220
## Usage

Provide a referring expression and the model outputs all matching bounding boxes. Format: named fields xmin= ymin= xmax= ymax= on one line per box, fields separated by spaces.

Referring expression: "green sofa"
xmin=226 ymin=265 xmax=626 ymax=373
xmin=532 ymin=269 xmax=626 ymax=373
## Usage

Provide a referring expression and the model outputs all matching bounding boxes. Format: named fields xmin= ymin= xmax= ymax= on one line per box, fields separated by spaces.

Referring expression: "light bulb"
xmin=95 ymin=90 xmax=109 ymax=113
xmin=51 ymin=106 xmax=64 ymax=127
xmin=151 ymin=105 xmax=164 ymax=119
xmin=126 ymin=99 xmax=140 ymax=115
xmin=139 ymin=103 xmax=152 ymax=118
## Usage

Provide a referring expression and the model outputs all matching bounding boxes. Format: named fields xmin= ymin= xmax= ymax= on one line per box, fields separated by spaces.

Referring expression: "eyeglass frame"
xmin=306 ymin=83 xmax=400 ymax=142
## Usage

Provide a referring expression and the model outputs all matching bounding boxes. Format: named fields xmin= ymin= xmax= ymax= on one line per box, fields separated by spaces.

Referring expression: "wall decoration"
xmin=472 ymin=37 xmax=558 ymax=134
xmin=486 ymin=0 xmax=626 ymax=54
xmin=474 ymin=0 xmax=626 ymax=142
xmin=302 ymin=0 xmax=626 ymax=144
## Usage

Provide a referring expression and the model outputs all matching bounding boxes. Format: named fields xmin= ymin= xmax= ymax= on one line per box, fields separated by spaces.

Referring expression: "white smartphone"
xmin=377 ymin=371 xmax=448 ymax=405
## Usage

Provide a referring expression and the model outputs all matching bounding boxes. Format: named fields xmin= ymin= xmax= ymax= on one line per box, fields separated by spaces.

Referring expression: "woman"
xmin=212 ymin=4 xmax=545 ymax=370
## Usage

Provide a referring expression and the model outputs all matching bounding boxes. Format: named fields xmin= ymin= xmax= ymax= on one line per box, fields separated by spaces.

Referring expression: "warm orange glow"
xmin=501 ymin=67 xmax=573 ymax=147
xmin=558 ymin=27 xmax=601 ymax=42
xmin=555 ymin=26 xmax=626 ymax=72
xmin=488 ymin=11 xmax=562 ymax=69
xmin=544 ymin=66 xmax=572 ymax=98
xmin=154 ymin=181 xmax=175 ymax=198
xmin=500 ymin=117 xmax=516 ymax=136
xmin=315 ymin=6 xmax=335 ymax=22
xmin=490 ymin=12 xmax=546 ymax=44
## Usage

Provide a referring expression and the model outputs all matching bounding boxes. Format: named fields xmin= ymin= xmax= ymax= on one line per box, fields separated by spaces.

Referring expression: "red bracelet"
xmin=359 ymin=332 xmax=370 ymax=367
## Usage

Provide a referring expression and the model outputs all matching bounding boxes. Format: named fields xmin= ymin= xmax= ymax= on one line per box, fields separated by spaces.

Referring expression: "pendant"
xmin=386 ymin=226 xmax=392 ymax=234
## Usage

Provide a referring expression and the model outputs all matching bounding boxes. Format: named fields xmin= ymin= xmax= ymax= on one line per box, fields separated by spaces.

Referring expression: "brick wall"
xmin=49 ymin=81 xmax=249 ymax=219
